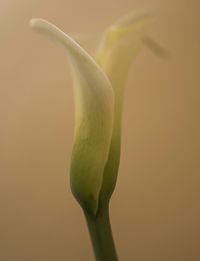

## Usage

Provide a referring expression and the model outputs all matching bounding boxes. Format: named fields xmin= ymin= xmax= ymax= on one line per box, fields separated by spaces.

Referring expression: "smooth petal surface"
xmin=95 ymin=12 xmax=153 ymax=201
xmin=30 ymin=19 xmax=114 ymax=215
xmin=95 ymin=12 xmax=153 ymax=103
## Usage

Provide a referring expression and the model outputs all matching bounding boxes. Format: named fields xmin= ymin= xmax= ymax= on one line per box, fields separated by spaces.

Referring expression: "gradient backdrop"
xmin=1 ymin=0 xmax=200 ymax=260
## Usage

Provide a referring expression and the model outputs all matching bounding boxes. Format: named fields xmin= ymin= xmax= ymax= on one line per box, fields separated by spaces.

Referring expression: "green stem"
xmin=84 ymin=201 xmax=118 ymax=261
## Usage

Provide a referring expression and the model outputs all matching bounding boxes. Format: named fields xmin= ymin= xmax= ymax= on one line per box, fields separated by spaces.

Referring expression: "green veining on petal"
xmin=30 ymin=19 xmax=114 ymax=215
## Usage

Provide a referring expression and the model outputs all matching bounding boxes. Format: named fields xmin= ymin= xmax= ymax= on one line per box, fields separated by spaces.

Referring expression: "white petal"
xmin=30 ymin=19 xmax=114 ymax=215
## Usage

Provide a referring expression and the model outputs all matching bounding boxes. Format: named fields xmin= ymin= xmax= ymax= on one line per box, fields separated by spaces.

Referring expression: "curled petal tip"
xmin=29 ymin=18 xmax=46 ymax=30
xmin=29 ymin=18 xmax=37 ymax=28
xmin=112 ymin=11 xmax=155 ymax=29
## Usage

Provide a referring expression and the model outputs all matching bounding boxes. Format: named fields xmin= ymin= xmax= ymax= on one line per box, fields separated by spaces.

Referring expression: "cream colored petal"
xmin=95 ymin=12 xmax=153 ymax=201
xmin=30 ymin=19 xmax=114 ymax=215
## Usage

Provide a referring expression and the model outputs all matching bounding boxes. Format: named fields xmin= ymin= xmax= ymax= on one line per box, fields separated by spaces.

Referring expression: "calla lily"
xmin=30 ymin=12 xmax=160 ymax=260
xmin=30 ymin=18 xmax=114 ymax=215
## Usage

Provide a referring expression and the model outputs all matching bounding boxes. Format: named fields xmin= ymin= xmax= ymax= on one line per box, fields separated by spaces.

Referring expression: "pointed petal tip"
xmin=29 ymin=18 xmax=58 ymax=34
xmin=29 ymin=18 xmax=43 ymax=29
xmin=29 ymin=18 xmax=36 ymax=27
xmin=108 ymin=11 xmax=156 ymax=33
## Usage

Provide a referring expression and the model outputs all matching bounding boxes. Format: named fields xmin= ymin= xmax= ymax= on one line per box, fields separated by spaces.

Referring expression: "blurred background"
xmin=0 ymin=0 xmax=200 ymax=260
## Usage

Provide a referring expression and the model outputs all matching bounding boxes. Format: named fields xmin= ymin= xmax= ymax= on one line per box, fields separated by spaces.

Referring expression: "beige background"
xmin=1 ymin=0 xmax=200 ymax=260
